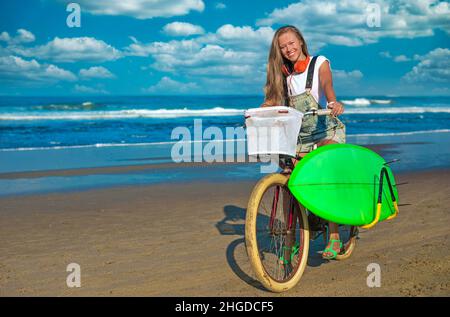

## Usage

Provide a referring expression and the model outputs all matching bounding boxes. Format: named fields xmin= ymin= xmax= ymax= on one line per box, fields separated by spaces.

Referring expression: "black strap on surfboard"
xmin=305 ymin=55 xmax=319 ymax=90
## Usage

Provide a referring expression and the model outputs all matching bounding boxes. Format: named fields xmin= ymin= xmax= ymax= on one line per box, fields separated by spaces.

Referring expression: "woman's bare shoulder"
xmin=316 ymin=55 xmax=331 ymax=71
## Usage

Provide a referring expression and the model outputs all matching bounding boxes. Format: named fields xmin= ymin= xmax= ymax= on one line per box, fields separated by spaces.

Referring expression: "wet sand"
xmin=0 ymin=143 xmax=401 ymax=180
xmin=0 ymin=168 xmax=449 ymax=296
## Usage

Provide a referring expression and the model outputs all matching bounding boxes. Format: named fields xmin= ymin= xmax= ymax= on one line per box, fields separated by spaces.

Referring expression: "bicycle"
xmin=245 ymin=108 xmax=359 ymax=293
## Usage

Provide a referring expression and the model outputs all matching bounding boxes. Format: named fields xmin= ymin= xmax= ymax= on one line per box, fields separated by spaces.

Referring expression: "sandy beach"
xmin=1 ymin=167 xmax=449 ymax=296
xmin=1 ymin=0 xmax=450 ymax=300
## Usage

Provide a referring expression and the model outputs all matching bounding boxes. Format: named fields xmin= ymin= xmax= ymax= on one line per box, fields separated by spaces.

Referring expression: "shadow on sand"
xmin=215 ymin=204 xmax=330 ymax=291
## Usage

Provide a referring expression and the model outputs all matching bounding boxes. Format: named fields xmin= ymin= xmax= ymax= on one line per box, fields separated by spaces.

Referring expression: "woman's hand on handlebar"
xmin=327 ymin=101 xmax=344 ymax=116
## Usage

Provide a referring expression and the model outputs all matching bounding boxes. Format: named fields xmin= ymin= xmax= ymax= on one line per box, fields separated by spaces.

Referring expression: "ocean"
xmin=1 ymin=95 xmax=449 ymax=151
xmin=0 ymin=95 xmax=449 ymax=195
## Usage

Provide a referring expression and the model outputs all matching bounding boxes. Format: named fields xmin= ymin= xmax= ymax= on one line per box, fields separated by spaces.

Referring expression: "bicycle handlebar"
xmin=303 ymin=109 xmax=332 ymax=116
xmin=243 ymin=108 xmax=332 ymax=124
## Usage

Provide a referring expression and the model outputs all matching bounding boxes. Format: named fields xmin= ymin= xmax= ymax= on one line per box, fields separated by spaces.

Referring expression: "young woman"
xmin=262 ymin=25 xmax=346 ymax=260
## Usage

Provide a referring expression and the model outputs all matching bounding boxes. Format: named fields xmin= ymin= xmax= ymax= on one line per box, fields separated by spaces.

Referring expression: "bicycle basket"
xmin=244 ymin=106 xmax=303 ymax=157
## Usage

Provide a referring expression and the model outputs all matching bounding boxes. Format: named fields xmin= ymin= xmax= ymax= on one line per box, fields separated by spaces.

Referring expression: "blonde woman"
xmin=262 ymin=25 xmax=346 ymax=260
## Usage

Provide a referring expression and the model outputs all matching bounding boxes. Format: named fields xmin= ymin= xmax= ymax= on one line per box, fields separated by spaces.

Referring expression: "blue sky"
xmin=0 ymin=0 xmax=449 ymax=96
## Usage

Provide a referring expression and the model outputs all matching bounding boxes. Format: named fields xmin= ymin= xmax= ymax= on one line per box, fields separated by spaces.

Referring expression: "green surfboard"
xmin=288 ymin=144 xmax=399 ymax=226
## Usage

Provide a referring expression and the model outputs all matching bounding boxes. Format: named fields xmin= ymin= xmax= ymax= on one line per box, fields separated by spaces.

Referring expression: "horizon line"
xmin=0 ymin=94 xmax=449 ymax=98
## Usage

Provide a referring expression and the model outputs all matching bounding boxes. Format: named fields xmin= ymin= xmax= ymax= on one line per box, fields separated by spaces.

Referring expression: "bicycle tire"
xmin=245 ymin=173 xmax=310 ymax=292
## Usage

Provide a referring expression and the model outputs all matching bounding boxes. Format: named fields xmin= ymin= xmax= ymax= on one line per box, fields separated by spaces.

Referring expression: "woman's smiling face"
xmin=278 ymin=31 xmax=302 ymax=62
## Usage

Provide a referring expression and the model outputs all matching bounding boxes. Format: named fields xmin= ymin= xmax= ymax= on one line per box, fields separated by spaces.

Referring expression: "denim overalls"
xmin=287 ymin=56 xmax=346 ymax=153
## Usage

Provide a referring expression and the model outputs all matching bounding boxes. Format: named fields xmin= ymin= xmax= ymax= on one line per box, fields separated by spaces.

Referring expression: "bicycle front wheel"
xmin=245 ymin=173 xmax=309 ymax=292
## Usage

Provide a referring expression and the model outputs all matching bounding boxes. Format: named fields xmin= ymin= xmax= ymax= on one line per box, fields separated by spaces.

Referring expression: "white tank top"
xmin=286 ymin=55 xmax=330 ymax=107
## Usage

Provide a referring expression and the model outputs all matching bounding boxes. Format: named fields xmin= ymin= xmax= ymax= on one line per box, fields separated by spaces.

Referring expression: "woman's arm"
xmin=319 ymin=61 xmax=344 ymax=116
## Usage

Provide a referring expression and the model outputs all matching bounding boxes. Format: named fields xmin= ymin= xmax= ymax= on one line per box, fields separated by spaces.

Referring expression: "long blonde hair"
xmin=264 ymin=26 xmax=309 ymax=106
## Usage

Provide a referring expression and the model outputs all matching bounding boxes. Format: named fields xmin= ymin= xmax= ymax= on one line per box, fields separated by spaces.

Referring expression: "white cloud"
xmin=379 ymin=51 xmax=392 ymax=58
xmin=16 ymin=29 xmax=35 ymax=43
xmin=76 ymin=0 xmax=205 ymax=19
xmin=195 ymin=76 xmax=265 ymax=94
xmin=380 ymin=51 xmax=413 ymax=62
xmin=163 ymin=22 xmax=205 ymax=36
xmin=13 ymin=37 xmax=122 ymax=63
xmin=403 ymin=48 xmax=450 ymax=83
xmin=0 ymin=32 xmax=11 ymax=42
xmin=126 ymin=24 xmax=275 ymax=93
xmin=0 ymin=29 xmax=35 ymax=44
xmin=128 ymin=24 xmax=274 ymax=55
xmin=126 ymin=24 xmax=273 ymax=76
xmin=331 ymin=69 xmax=364 ymax=91
xmin=333 ymin=69 xmax=364 ymax=80
xmin=0 ymin=55 xmax=77 ymax=83
xmin=79 ymin=66 xmax=115 ymax=79
xmin=74 ymin=84 xmax=109 ymax=94
xmin=215 ymin=3 xmax=226 ymax=10
xmin=143 ymin=76 xmax=200 ymax=94
xmin=126 ymin=39 xmax=201 ymax=57
xmin=257 ymin=0 xmax=450 ymax=48
xmin=214 ymin=24 xmax=274 ymax=48
xmin=127 ymin=21 xmax=367 ymax=93
xmin=431 ymin=87 xmax=449 ymax=94
xmin=393 ymin=55 xmax=411 ymax=62
xmin=189 ymin=64 xmax=255 ymax=77
xmin=131 ymin=41 xmax=260 ymax=77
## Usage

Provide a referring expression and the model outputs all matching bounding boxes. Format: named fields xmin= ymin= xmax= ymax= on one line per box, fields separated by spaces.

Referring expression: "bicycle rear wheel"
xmin=245 ymin=173 xmax=309 ymax=292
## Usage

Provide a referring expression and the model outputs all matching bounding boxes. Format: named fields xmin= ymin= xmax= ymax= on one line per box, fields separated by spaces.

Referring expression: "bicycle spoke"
xmin=260 ymin=201 xmax=270 ymax=216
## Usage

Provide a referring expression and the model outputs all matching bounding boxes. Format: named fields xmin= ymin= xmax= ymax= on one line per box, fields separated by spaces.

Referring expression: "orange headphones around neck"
xmin=281 ymin=55 xmax=310 ymax=76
